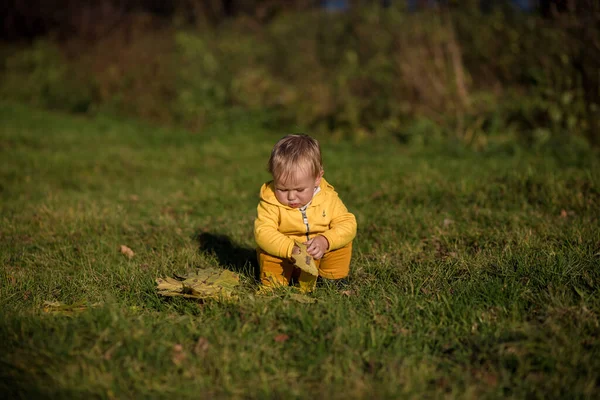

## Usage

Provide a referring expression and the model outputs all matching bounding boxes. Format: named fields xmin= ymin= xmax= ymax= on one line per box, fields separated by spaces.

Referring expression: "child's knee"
xmin=318 ymin=266 xmax=348 ymax=280
xmin=318 ymin=242 xmax=352 ymax=279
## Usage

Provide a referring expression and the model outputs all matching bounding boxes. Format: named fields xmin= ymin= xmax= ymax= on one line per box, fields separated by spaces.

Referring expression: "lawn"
xmin=1 ymin=102 xmax=599 ymax=399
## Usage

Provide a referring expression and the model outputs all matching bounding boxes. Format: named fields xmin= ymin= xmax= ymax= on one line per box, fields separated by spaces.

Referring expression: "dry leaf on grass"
xmin=172 ymin=344 xmax=187 ymax=366
xmin=194 ymin=337 xmax=210 ymax=355
xmin=42 ymin=301 xmax=98 ymax=316
xmin=274 ymin=334 xmax=290 ymax=343
xmin=156 ymin=268 xmax=240 ymax=300
xmin=120 ymin=245 xmax=135 ymax=259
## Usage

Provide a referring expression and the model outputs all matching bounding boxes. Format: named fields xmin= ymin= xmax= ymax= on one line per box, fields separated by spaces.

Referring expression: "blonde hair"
xmin=268 ymin=134 xmax=323 ymax=181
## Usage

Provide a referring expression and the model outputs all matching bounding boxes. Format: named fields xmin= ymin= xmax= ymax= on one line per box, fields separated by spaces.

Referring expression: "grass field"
xmin=1 ymin=102 xmax=599 ymax=399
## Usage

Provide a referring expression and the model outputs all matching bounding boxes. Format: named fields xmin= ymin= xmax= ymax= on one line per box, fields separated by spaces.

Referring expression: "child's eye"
xmin=297 ymin=188 xmax=305 ymax=192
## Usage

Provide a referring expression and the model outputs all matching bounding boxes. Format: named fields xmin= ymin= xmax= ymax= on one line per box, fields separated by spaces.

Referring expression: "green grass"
xmin=1 ymin=102 xmax=599 ymax=399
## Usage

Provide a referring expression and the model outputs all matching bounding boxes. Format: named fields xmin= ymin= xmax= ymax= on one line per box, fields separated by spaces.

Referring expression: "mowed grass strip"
xmin=1 ymin=103 xmax=599 ymax=399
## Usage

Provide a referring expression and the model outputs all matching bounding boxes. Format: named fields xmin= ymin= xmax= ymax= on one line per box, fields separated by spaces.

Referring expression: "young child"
xmin=254 ymin=134 xmax=357 ymax=290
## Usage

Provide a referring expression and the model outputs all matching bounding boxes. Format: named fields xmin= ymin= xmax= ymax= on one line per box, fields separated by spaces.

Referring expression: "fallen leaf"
xmin=156 ymin=268 xmax=240 ymax=300
xmin=472 ymin=369 xmax=498 ymax=387
xmin=274 ymin=334 xmax=289 ymax=343
xmin=120 ymin=245 xmax=134 ymax=259
xmin=194 ymin=337 xmax=210 ymax=355
xmin=42 ymin=300 xmax=94 ymax=316
xmin=103 ymin=348 xmax=113 ymax=361
xmin=560 ymin=209 xmax=568 ymax=218
xmin=370 ymin=191 xmax=384 ymax=200
xmin=156 ymin=277 xmax=183 ymax=292
xmin=103 ymin=342 xmax=121 ymax=361
xmin=394 ymin=325 xmax=410 ymax=335
xmin=341 ymin=290 xmax=354 ymax=297
xmin=172 ymin=344 xmax=186 ymax=366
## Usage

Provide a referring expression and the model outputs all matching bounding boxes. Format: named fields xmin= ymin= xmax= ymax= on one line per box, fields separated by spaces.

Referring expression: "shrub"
xmin=0 ymin=4 xmax=597 ymax=147
xmin=0 ymin=40 xmax=95 ymax=113
xmin=70 ymin=14 xmax=177 ymax=124
xmin=172 ymin=31 xmax=229 ymax=129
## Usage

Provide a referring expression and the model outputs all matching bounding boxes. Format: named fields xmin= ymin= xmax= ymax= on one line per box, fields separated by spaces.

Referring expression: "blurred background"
xmin=1 ymin=0 xmax=598 ymax=149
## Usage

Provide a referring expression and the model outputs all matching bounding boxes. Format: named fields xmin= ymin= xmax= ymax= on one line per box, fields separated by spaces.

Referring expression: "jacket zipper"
xmin=300 ymin=208 xmax=310 ymax=241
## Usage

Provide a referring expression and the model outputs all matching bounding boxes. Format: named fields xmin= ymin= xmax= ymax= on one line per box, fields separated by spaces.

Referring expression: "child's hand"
xmin=304 ymin=236 xmax=329 ymax=260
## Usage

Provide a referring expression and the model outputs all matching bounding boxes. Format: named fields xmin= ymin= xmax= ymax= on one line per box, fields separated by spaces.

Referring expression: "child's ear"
xmin=314 ymin=170 xmax=324 ymax=187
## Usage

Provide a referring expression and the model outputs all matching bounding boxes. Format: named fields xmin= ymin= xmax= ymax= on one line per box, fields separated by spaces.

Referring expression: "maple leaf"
xmin=156 ymin=268 xmax=240 ymax=300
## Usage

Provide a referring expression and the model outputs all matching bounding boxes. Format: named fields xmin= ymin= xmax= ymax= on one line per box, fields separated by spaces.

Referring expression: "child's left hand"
xmin=305 ymin=236 xmax=329 ymax=260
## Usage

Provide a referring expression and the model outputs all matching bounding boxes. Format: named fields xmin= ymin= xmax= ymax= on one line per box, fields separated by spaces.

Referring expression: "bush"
xmin=71 ymin=15 xmax=178 ymax=124
xmin=0 ymin=4 xmax=597 ymax=147
xmin=0 ymin=40 xmax=95 ymax=113
xmin=456 ymin=9 xmax=590 ymax=136
xmin=172 ymin=32 xmax=230 ymax=129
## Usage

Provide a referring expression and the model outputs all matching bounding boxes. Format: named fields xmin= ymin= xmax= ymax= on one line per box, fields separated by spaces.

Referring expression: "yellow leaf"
xmin=292 ymin=241 xmax=318 ymax=276
xmin=156 ymin=277 xmax=183 ymax=291
xmin=156 ymin=268 xmax=240 ymax=300
xmin=42 ymin=301 xmax=92 ymax=316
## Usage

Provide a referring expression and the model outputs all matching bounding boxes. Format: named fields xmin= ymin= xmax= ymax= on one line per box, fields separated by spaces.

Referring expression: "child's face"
xmin=274 ymin=170 xmax=322 ymax=208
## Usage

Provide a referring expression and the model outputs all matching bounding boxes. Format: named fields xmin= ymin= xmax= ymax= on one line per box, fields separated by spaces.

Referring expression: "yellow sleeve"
xmin=320 ymin=196 xmax=357 ymax=251
xmin=254 ymin=200 xmax=296 ymax=259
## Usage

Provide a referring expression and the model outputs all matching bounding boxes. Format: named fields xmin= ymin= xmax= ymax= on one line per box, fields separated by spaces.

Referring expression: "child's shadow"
xmin=194 ymin=232 xmax=259 ymax=282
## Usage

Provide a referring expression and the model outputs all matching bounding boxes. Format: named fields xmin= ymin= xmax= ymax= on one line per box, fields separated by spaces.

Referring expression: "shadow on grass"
xmin=194 ymin=232 xmax=259 ymax=282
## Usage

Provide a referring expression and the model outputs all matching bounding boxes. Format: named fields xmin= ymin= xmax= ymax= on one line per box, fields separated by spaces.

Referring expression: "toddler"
xmin=254 ymin=134 xmax=357 ymax=289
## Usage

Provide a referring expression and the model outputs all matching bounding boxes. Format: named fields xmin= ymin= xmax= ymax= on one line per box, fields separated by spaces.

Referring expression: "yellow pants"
xmin=257 ymin=242 xmax=352 ymax=288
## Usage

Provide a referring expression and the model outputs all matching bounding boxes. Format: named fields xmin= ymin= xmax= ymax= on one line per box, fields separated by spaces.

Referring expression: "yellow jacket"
xmin=254 ymin=178 xmax=357 ymax=259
